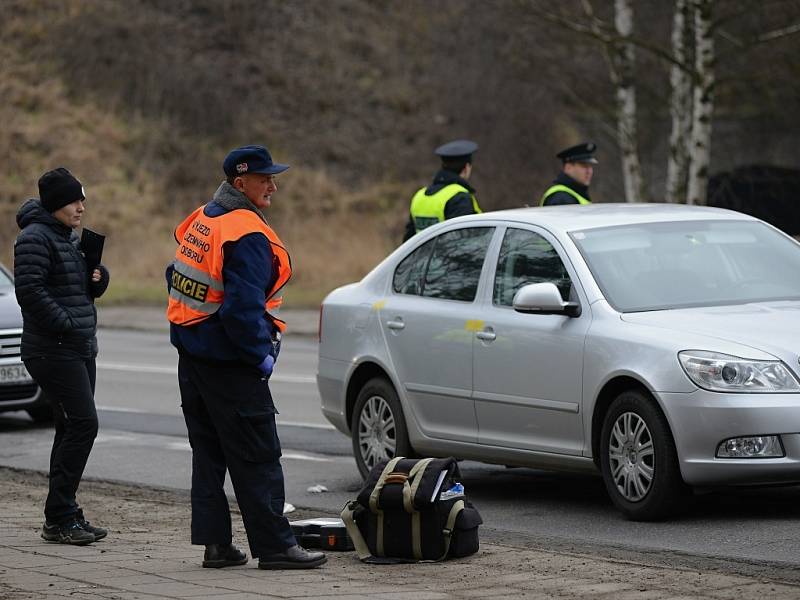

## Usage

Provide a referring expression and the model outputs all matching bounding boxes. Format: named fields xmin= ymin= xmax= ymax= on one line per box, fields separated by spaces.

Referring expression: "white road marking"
xmin=95 ymin=407 xmax=337 ymax=431
xmin=96 ymin=362 xmax=316 ymax=383
xmin=96 ymin=433 xmax=340 ymax=463
xmin=282 ymin=452 xmax=333 ymax=462
xmin=96 ymin=405 xmax=151 ymax=414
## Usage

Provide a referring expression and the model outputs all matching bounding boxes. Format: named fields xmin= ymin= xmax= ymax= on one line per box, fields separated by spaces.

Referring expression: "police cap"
xmin=223 ymin=145 xmax=289 ymax=177
xmin=434 ymin=139 xmax=478 ymax=163
xmin=556 ymin=142 xmax=598 ymax=164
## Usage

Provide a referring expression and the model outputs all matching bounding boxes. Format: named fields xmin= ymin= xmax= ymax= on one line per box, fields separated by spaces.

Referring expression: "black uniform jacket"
xmin=542 ymin=172 xmax=591 ymax=206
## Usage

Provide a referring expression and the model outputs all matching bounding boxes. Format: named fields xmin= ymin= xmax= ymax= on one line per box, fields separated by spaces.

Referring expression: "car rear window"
xmin=393 ymin=227 xmax=493 ymax=301
xmin=393 ymin=239 xmax=435 ymax=295
xmin=422 ymin=227 xmax=493 ymax=302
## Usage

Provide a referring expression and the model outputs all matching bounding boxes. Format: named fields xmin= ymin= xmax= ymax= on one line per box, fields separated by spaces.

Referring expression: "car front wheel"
xmin=600 ymin=389 xmax=687 ymax=521
xmin=350 ymin=377 xmax=412 ymax=479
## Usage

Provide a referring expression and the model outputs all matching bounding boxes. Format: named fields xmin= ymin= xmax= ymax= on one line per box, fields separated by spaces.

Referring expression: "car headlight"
xmin=678 ymin=350 xmax=800 ymax=393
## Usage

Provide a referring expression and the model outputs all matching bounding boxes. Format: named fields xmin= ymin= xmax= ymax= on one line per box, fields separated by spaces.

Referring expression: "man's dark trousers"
xmin=178 ymin=352 xmax=296 ymax=558
xmin=24 ymin=357 xmax=98 ymax=524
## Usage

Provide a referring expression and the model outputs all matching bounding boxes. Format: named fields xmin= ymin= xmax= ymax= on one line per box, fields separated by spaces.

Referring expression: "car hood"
xmin=620 ymin=301 xmax=800 ymax=361
xmin=0 ymin=288 xmax=23 ymax=329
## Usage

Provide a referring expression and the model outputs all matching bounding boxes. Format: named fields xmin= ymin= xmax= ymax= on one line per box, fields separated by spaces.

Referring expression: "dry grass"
xmin=1 ymin=15 xmax=409 ymax=307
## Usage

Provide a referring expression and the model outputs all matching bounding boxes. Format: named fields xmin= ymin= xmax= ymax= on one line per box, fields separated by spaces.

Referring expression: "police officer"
xmin=403 ymin=139 xmax=482 ymax=241
xmin=167 ymin=145 xmax=326 ymax=571
xmin=541 ymin=142 xmax=598 ymax=206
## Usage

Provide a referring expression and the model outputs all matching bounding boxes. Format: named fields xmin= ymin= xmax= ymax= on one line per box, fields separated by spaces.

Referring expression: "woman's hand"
xmin=92 ymin=268 xmax=102 ymax=283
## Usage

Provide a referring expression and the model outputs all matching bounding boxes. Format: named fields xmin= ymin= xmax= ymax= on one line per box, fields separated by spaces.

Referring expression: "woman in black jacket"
xmin=14 ymin=168 xmax=110 ymax=546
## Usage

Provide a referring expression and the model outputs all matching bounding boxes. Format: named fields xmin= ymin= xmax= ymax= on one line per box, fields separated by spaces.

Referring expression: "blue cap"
xmin=223 ymin=145 xmax=289 ymax=177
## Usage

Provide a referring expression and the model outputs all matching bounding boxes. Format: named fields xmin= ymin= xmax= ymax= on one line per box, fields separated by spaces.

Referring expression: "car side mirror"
xmin=512 ymin=282 xmax=581 ymax=318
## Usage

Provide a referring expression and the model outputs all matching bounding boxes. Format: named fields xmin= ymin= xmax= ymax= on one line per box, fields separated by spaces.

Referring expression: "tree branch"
xmin=527 ymin=6 xmax=697 ymax=75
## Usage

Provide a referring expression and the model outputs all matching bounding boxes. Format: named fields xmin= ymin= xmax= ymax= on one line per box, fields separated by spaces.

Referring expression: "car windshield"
xmin=570 ymin=220 xmax=800 ymax=312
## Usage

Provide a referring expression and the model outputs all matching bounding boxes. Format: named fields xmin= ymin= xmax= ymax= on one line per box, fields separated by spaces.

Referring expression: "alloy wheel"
xmin=608 ymin=411 xmax=655 ymax=502
xmin=356 ymin=394 xmax=397 ymax=471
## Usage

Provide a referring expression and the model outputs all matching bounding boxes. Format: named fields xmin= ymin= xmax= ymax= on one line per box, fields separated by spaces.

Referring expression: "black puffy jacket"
xmin=13 ymin=199 xmax=109 ymax=360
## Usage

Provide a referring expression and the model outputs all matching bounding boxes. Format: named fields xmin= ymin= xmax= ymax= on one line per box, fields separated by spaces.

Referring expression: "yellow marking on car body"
xmin=464 ymin=319 xmax=485 ymax=332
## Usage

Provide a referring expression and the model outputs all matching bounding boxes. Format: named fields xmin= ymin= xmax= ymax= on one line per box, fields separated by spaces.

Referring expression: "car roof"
xmin=456 ymin=203 xmax=756 ymax=233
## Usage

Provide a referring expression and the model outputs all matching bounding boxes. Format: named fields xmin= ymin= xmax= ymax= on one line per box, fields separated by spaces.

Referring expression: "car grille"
xmin=0 ymin=329 xmax=23 ymax=363
xmin=0 ymin=328 xmax=40 ymax=404
xmin=0 ymin=383 xmax=38 ymax=401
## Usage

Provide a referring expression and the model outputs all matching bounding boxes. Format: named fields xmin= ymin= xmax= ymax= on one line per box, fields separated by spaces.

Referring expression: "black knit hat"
xmin=38 ymin=167 xmax=85 ymax=213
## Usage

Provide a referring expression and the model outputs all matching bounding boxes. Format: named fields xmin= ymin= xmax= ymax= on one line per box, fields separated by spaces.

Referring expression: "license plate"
xmin=0 ymin=364 xmax=33 ymax=384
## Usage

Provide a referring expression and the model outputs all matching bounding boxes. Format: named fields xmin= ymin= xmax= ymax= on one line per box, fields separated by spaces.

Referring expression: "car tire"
xmin=351 ymin=377 xmax=413 ymax=479
xmin=600 ymin=389 xmax=687 ymax=521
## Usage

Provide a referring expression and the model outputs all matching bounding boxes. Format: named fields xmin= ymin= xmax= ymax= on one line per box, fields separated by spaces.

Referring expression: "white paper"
xmin=430 ymin=470 xmax=448 ymax=503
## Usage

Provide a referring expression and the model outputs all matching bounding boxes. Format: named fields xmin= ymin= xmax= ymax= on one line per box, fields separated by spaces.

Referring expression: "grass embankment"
xmin=1 ymin=39 xmax=404 ymax=308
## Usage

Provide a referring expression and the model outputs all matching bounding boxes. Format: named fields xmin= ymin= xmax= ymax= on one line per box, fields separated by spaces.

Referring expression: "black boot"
xmin=258 ymin=545 xmax=327 ymax=570
xmin=203 ymin=543 xmax=248 ymax=568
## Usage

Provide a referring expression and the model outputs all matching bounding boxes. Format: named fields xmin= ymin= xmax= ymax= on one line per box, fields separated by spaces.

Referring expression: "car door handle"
xmin=386 ymin=319 xmax=405 ymax=330
xmin=475 ymin=329 xmax=496 ymax=341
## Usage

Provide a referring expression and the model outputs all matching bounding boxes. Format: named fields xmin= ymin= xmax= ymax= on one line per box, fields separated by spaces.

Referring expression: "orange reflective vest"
xmin=166 ymin=205 xmax=292 ymax=332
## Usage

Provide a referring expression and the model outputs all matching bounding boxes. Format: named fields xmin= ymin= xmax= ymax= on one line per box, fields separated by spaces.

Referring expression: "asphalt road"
xmin=1 ymin=328 xmax=799 ymax=580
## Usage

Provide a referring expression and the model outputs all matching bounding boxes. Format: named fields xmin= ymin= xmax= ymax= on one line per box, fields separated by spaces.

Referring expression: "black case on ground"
xmin=349 ymin=457 xmax=482 ymax=561
xmin=290 ymin=518 xmax=354 ymax=551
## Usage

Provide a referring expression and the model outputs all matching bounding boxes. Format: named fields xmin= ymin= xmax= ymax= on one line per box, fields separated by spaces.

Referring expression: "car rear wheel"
xmin=600 ymin=389 xmax=687 ymax=521
xmin=351 ymin=377 xmax=412 ymax=479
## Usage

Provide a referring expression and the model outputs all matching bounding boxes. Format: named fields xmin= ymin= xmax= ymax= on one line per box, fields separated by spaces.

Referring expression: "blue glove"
xmin=257 ymin=354 xmax=275 ymax=378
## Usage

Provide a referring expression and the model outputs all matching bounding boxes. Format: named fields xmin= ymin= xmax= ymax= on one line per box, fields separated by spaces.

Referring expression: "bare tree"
xmin=665 ymin=0 xmax=692 ymax=203
xmin=533 ymin=0 xmax=645 ymax=202
xmin=608 ymin=0 xmax=644 ymax=202
xmin=686 ymin=0 xmax=715 ymax=205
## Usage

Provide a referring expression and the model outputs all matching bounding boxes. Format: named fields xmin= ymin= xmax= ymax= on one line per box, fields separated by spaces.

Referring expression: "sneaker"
xmin=202 ymin=543 xmax=248 ymax=568
xmin=41 ymin=519 xmax=95 ymax=545
xmin=76 ymin=511 xmax=107 ymax=541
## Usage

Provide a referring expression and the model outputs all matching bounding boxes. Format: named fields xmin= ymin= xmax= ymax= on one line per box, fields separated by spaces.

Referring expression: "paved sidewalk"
xmin=1 ymin=469 xmax=799 ymax=600
xmin=97 ymin=305 xmax=319 ymax=337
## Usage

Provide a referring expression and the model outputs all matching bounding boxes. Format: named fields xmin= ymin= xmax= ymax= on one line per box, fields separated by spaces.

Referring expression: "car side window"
xmin=393 ymin=239 xmax=435 ymax=295
xmin=493 ymin=228 xmax=572 ymax=306
xmin=421 ymin=227 xmax=493 ymax=302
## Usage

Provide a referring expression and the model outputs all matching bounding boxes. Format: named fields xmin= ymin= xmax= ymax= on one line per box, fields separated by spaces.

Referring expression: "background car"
xmin=317 ymin=203 xmax=800 ymax=520
xmin=0 ymin=262 xmax=48 ymax=422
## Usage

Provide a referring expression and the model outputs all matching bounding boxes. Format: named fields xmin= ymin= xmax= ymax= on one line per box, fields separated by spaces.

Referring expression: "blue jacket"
xmin=167 ymin=200 xmax=277 ymax=366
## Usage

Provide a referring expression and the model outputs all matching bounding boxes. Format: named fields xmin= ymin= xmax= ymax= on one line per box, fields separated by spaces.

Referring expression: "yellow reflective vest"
xmin=540 ymin=184 xmax=591 ymax=206
xmin=409 ymin=183 xmax=482 ymax=234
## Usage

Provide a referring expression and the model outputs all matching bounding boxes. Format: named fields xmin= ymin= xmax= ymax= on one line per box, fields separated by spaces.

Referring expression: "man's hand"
xmin=91 ymin=268 xmax=102 ymax=283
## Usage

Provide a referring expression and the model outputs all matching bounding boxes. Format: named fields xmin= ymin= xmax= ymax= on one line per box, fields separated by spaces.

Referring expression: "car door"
xmin=473 ymin=226 xmax=589 ymax=455
xmin=381 ymin=226 xmax=495 ymax=443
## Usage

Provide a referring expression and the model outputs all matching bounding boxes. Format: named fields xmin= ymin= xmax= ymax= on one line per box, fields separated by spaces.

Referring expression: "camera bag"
xmin=340 ymin=456 xmax=482 ymax=563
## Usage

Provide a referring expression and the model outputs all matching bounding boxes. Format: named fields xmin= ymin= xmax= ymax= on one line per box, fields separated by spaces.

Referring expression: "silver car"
xmin=0 ymin=262 xmax=47 ymax=422
xmin=317 ymin=204 xmax=800 ymax=520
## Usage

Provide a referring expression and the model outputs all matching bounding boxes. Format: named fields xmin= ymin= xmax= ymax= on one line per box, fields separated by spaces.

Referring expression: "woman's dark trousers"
xmin=25 ymin=357 xmax=98 ymax=524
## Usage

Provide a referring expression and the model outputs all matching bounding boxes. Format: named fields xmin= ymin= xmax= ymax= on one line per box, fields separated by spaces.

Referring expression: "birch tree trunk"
xmin=665 ymin=0 xmax=693 ymax=203
xmin=686 ymin=0 xmax=715 ymax=205
xmin=612 ymin=0 xmax=643 ymax=202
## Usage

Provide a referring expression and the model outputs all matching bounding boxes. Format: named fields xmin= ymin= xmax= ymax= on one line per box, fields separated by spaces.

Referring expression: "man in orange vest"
xmin=166 ymin=145 xmax=326 ymax=571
